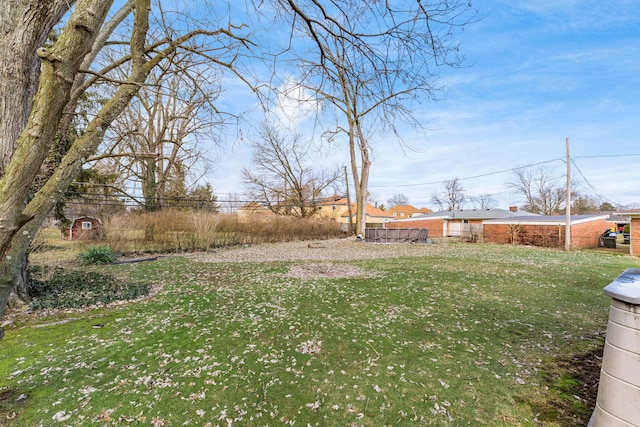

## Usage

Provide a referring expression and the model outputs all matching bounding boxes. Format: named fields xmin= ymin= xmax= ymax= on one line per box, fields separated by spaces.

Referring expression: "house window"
xmin=400 ymin=212 xmax=405 ymax=217
xmin=82 ymin=221 xmax=92 ymax=230
xmin=393 ymin=213 xmax=397 ymax=217
xmin=463 ymin=219 xmax=469 ymax=224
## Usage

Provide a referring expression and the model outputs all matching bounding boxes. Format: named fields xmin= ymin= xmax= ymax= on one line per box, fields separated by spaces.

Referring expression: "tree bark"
xmin=0 ymin=0 xmax=219 ymax=322
xmin=0 ymin=0 xmax=153 ymax=322
xmin=0 ymin=0 xmax=74 ymax=175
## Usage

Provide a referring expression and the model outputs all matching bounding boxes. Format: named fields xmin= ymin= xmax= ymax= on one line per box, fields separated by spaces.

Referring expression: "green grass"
xmin=1 ymin=241 xmax=637 ymax=426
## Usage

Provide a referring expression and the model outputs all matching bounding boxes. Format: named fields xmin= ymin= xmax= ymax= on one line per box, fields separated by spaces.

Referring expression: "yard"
xmin=1 ymin=238 xmax=639 ymax=426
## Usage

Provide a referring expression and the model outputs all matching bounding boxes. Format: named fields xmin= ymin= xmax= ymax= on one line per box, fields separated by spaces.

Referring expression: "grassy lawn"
xmin=1 ymin=240 xmax=638 ymax=426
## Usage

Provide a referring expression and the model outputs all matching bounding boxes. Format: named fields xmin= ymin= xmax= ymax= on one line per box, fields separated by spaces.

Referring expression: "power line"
xmin=574 ymin=154 xmax=640 ymax=160
xmin=571 ymin=159 xmax=627 ymax=208
xmin=370 ymin=158 xmax=564 ymax=188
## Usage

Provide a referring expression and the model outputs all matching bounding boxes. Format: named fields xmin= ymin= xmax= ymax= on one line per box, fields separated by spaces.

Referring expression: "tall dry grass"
xmin=103 ymin=210 xmax=346 ymax=253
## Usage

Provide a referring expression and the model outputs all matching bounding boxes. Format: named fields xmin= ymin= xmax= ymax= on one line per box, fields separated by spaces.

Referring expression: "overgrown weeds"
xmin=103 ymin=210 xmax=345 ymax=253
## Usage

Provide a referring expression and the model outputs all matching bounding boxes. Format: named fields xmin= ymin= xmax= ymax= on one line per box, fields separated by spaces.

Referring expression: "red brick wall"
xmin=572 ymin=218 xmax=609 ymax=249
xmin=631 ymin=217 xmax=640 ymax=256
xmin=386 ymin=218 xmax=444 ymax=236
xmin=484 ymin=218 xmax=608 ymax=249
xmin=483 ymin=224 xmax=562 ymax=247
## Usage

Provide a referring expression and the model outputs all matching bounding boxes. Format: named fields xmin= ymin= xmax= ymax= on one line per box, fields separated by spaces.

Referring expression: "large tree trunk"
xmin=0 ymin=1 xmax=73 ymax=174
xmin=349 ymin=120 xmax=371 ymax=237
xmin=0 ymin=0 xmax=190 ymax=325
xmin=0 ymin=0 xmax=157 ymax=324
xmin=0 ymin=1 xmax=76 ymax=302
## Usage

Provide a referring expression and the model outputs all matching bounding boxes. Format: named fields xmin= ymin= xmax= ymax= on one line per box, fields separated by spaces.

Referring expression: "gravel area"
xmin=195 ymin=237 xmax=440 ymax=263
xmin=194 ymin=238 xmax=442 ymax=279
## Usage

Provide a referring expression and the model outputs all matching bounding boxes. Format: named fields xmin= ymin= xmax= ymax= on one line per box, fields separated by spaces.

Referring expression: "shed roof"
xmin=71 ymin=215 xmax=102 ymax=224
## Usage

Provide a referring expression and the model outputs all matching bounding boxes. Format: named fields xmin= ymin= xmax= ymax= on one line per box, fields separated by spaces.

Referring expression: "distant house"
xmin=316 ymin=196 xmax=352 ymax=221
xmin=237 ymin=202 xmax=273 ymax=222
xmin=386 ymin=208 xmax=537 ymax=238
xmin=63 ymin=216 xmax=103 ymax=240
xmin=342 ymin=204 xmax=395 ymax=227
xmin=483 ymin=214 xmax=610 ymax=249
xmin=385 ymin=205 xmax=432 ymax=219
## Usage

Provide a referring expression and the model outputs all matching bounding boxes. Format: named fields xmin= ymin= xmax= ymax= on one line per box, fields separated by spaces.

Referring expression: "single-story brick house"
xmin=483 ymin=214 xmax=610 ymax=249
xmin=386 ymin=208 xmax=539 ymax=238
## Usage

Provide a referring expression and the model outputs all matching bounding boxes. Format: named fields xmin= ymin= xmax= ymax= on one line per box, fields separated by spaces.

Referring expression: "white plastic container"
xmin=590 ymin=268 xmax=640 ymax=427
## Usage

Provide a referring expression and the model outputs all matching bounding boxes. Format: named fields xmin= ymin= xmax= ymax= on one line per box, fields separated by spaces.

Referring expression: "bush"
xmin=78 ymin=246 xmax=115 ymax=264
xmin=28 ymin=267 xmax=150 ymax=310
xmin=103 ymin=210 xmax=346 ymax=253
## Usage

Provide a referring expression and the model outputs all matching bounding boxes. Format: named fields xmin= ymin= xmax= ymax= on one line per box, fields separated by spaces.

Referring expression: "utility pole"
xmin=565 ymin=137 xmax=571 ymax=251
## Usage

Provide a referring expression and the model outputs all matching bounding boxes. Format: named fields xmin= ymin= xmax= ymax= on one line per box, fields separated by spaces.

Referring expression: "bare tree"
xmin=268 ymin=1 xmax=475 ymax=235
xmin=219 ymin=193 xmax=245 ymax=214
xmin=431 ymin=178 xmax=466 ymax=211
xmin=242 ymin=123 xmax=340 ymax=217
xmin=387 ymin=194 xmax=410 ymax=207
xmin=470 ymin=194 xmax=497 ymax=210
xmin=0 ymin=0 xmax=253 ymax=321
xmin=509 ymin=165 xmax=566 ymax=214
xmin=93 ymin=49 xmax=221 ymax=211
xmin=0 ymin=0 xmax=474 ymax=328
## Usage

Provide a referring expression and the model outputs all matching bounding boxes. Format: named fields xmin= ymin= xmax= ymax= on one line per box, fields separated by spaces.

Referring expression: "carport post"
xmin=589 ymin=268 xmax=640 ymax=427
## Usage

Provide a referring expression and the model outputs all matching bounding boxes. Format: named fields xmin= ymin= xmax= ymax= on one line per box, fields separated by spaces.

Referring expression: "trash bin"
xmin=600 ymin=230 xmax=617 ymax=248
xmin=588 ymin=268 xmax=640 ymax=426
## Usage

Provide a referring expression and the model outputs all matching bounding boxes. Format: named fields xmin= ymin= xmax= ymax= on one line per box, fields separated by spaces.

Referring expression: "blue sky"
xmin=212 ymin=0 xmax=640 ymax=210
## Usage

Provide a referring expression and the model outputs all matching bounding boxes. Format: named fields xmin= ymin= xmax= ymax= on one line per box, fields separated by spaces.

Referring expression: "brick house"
xmin=483 ymin=214 xmax=610 ymax=249
xmin=386 ymin=208 xmax=538 ymax=238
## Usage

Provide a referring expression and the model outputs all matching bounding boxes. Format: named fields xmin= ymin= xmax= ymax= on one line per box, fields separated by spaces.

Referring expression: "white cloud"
xmin=270 ymin=76 xmax=319 ymax=132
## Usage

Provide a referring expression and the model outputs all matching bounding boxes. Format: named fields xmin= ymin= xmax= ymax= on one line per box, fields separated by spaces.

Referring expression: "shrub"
xmin=78 ymin=246 xmax=116 ymax=264
xmin=28 ymin=267 xmax=150 ymax=310
xmin=102 ymin=210 xmax=346 ymax=253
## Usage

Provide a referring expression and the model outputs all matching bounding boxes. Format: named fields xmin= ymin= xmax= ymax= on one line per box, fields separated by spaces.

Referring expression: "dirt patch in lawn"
xmin=531 ymin=345 xmax=603 ymax=426
xmin=285 ymin=262 xmax=370 ymax=279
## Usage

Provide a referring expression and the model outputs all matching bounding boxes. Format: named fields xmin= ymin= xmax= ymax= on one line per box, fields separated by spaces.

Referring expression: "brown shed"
xmin=63 ymin=216 xmax=103 ymax=240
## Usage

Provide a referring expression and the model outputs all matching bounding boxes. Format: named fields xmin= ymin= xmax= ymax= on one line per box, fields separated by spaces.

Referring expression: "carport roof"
xmin=483 ymin=214 xmax=609 ymax=226
xmin=393 ymin=208 xmax=539 ymax=222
